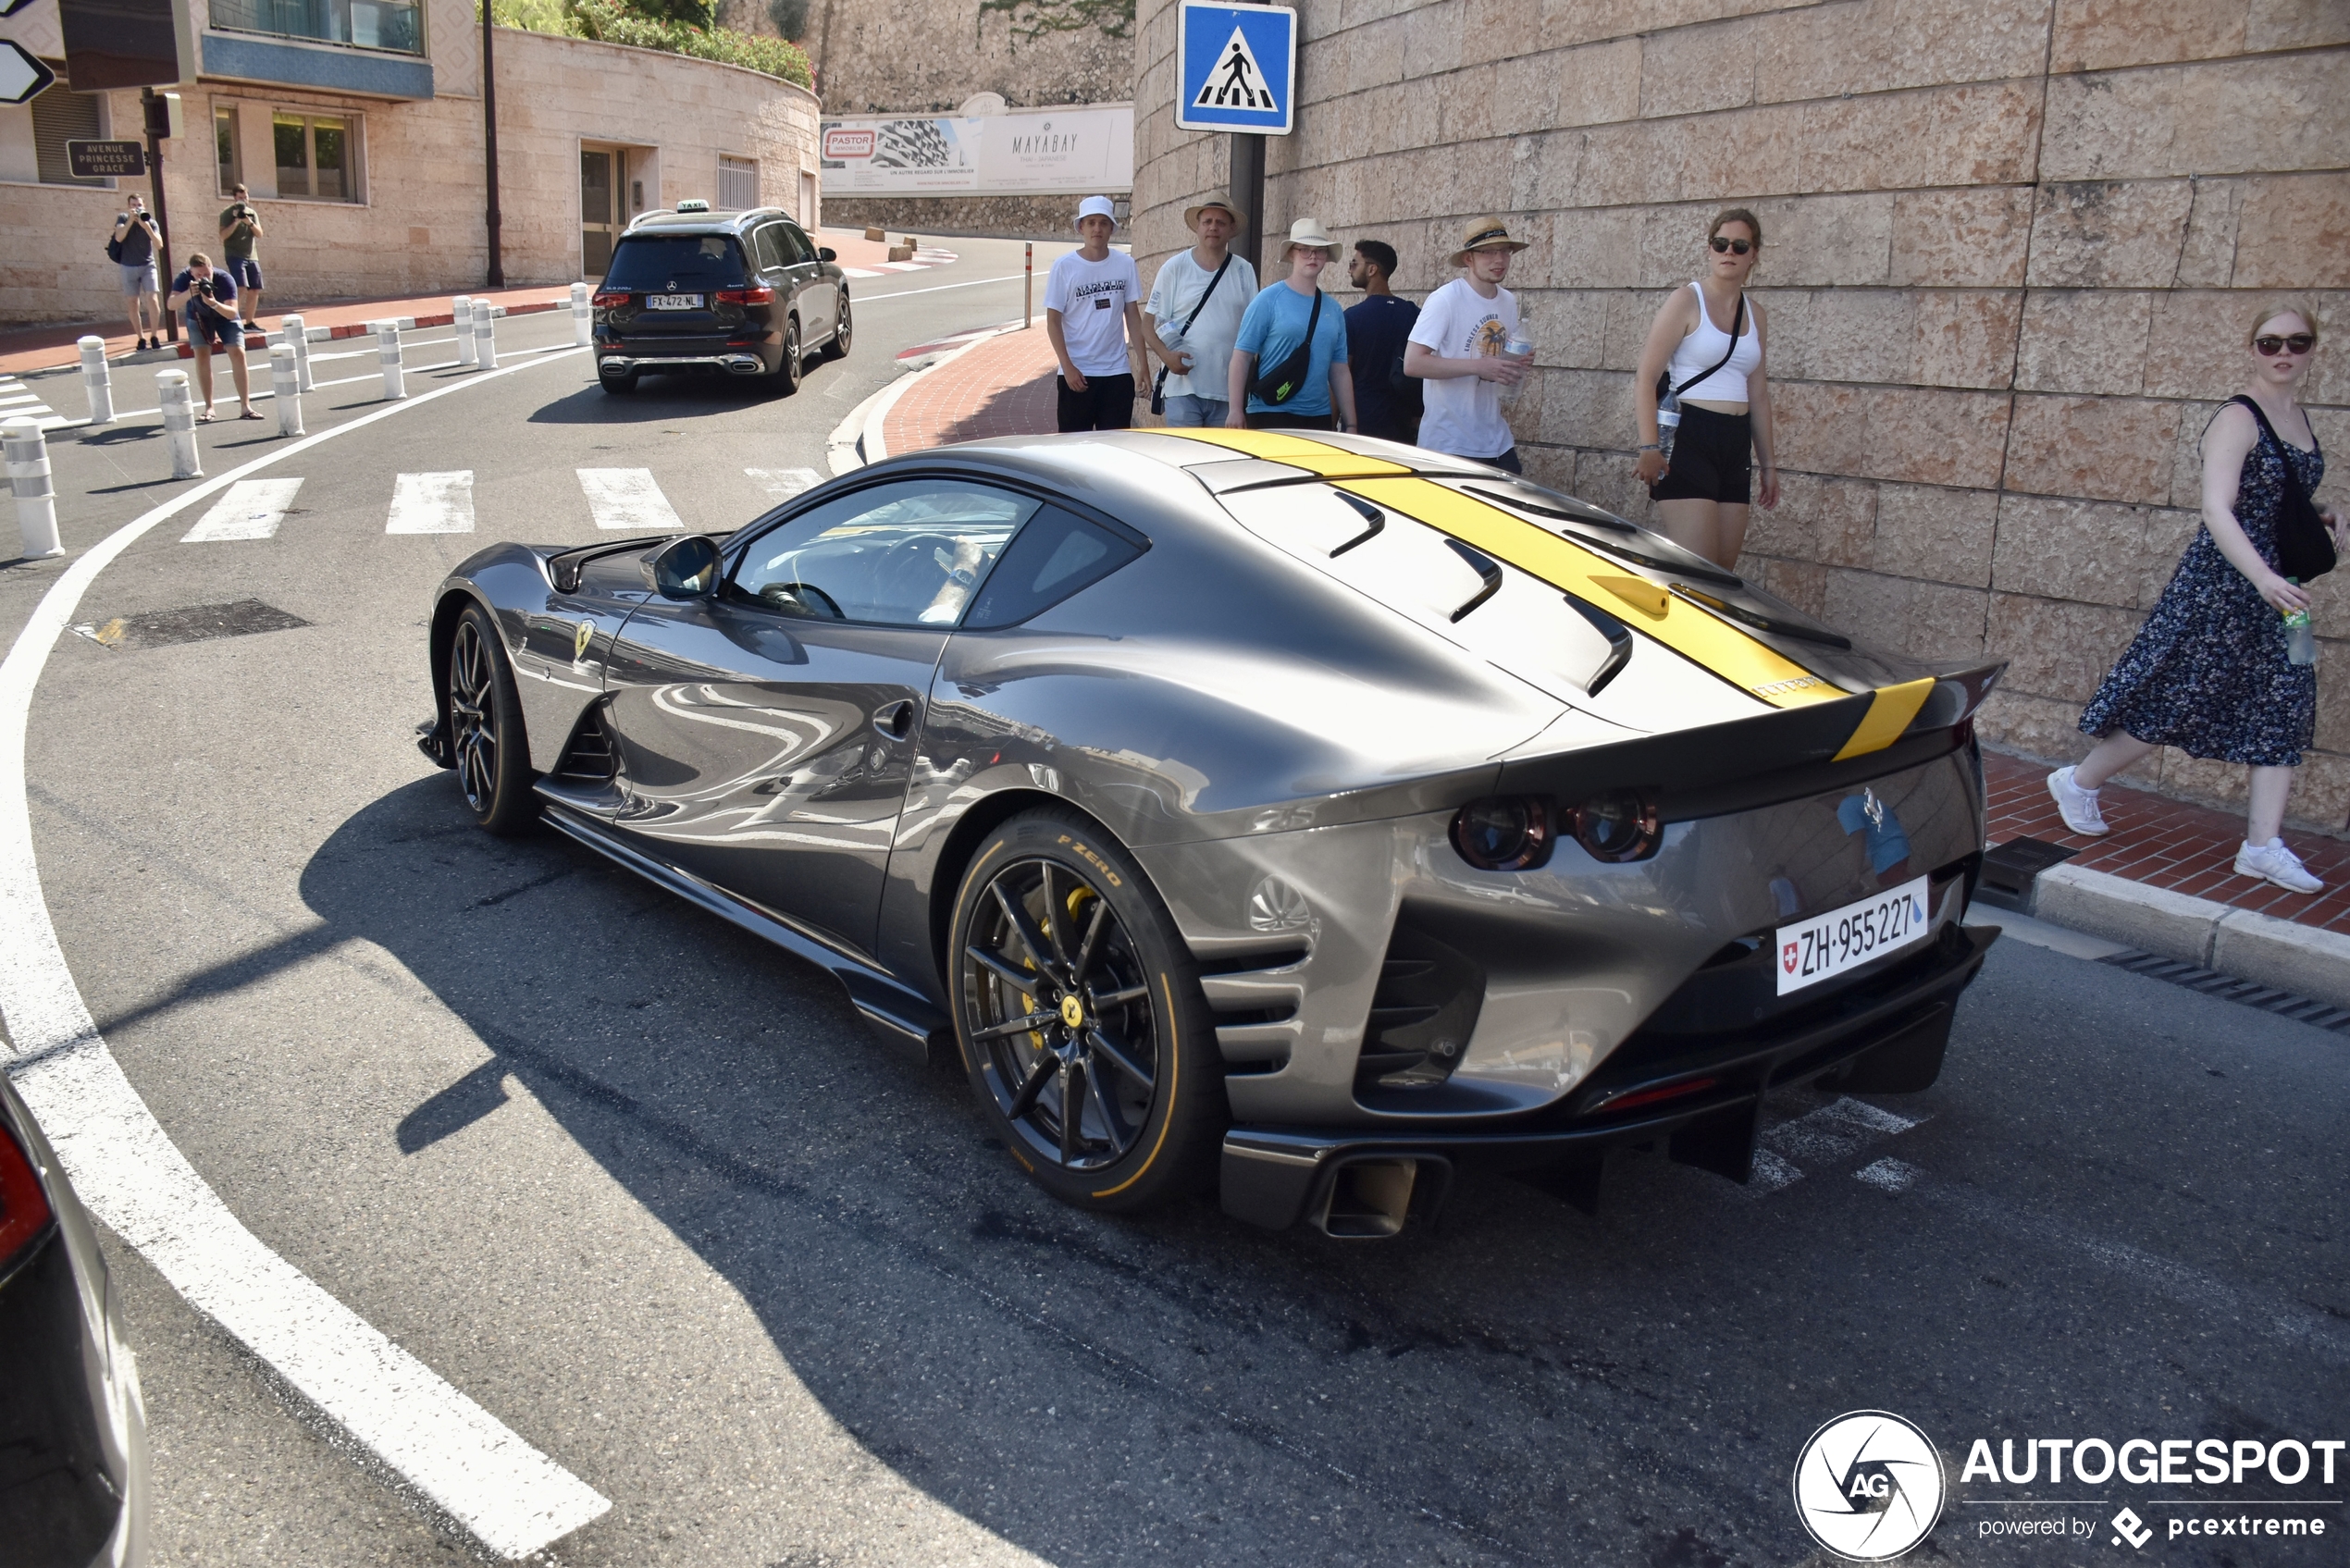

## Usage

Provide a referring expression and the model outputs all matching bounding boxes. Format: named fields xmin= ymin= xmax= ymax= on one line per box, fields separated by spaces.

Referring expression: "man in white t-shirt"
xmin=1144 ymin=196 xmax=1258 ymax=428
xmin=1404 ymin=215 xmax=1533 ymax=470
xmin=1044 ymin=195 xmax=1148 ymax=432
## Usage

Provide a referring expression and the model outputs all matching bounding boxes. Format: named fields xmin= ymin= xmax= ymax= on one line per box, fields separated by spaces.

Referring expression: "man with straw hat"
xmin=1404 ymin=216 xmax=1534 ymax=470
xmin=1045 ymin=195 xmax=1149 ymax=432
xmin=1145 ymin=196 xmax=1258 ymax=428
xmin=1226 ymin=217 xmax=1357 ymax=433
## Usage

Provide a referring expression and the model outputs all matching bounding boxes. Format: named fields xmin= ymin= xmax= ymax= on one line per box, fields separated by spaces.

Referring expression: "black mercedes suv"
xmin=592 ymin=205 xmax=851 ymax=395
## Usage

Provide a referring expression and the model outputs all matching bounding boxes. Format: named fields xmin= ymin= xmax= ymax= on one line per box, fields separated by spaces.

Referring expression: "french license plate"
xmin=1775 ymin=875 xmax=1933 ymax=995
xmin=646 ymin=293 xmax=702 ymax=310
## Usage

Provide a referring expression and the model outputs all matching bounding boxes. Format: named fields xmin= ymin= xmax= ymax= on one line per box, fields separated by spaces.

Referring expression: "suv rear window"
xmin=603 ymin=235 xmax=747 ymax=290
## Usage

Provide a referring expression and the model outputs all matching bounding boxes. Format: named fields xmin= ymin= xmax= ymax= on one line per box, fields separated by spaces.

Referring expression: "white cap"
xmin=1074 ymin=195 xmax=1118 ymax=232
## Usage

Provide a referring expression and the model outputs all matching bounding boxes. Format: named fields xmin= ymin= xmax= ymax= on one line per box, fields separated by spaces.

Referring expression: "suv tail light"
xmin=716 ymin=285 xmax=774 ymax=304
xmin=590 ymin=291 xmax=629 ymax=309
xmin=0 ymin=1121 xmax=56 ymax=1278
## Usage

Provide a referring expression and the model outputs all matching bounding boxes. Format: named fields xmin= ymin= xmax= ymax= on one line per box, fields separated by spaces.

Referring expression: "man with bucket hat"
xmin=1404 ymin=216 xmax=1534 ymax=470
xmin=1045 ymin=195 xmax=1149 ymax=432
xmin=1226 ymin=217 xmax=1357 ymax=433
xmin=1145 ymin=196 xmax=1258 ymax=428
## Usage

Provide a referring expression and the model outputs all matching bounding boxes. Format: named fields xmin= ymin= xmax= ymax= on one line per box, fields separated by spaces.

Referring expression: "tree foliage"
xmin=481 ymin=0 xmax=811 ymax=86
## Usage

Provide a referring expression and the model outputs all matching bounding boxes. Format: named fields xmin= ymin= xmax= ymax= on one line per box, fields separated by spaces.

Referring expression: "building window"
xmin=717 ymin=155 xmax=758 ymax=211
xmin=30 ymin=81 xmax=107 ymax=188
xmin=273 ymin=111 xmax=357 ymax=201
xmin=216 ymin=105 xmax=242 ymax=194
xmin=209 ymin=0 xmax=425 ymax=56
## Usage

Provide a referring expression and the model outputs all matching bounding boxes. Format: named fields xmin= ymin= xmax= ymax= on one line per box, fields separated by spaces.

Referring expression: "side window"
xmin=963 ymin=506 xmax=1145 ymax=628
xmin=777 ymin=221 xmax=814 ymax=264
xmin=749 ymin=224 xmax=785 ymax=272
xmin=732 ymin=480 xmax=1043 ymax=626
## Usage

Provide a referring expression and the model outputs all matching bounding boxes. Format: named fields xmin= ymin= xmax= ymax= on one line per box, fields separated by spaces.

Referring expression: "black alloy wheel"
xmin=950 ymin=809 xmax=1220 ymax=1212
xmin=446 ymin=604 xmax=536 ymax=833
xmin=822 ymin=292 xmax=852 ymax=360
xmin=773 ymin=317 xmax=803 ymax=395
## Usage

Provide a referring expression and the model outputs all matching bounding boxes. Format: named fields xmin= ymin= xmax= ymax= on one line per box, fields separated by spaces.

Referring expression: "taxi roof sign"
xmin=1176 ymin=2 xmax=1295 ymax=135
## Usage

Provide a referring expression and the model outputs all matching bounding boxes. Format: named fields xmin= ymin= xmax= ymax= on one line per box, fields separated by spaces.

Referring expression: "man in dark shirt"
xmin=110 ymin=195 xmax=164 ymax=351
xmin=1343 ymin=239 xmax=1422 ymax=446
xmin=166 ymin=253 xmax=257 ymax=420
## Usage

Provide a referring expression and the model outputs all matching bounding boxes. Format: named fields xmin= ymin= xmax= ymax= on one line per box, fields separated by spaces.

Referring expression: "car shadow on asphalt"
xmin=527 ymin=379 xmax=789 ymax=425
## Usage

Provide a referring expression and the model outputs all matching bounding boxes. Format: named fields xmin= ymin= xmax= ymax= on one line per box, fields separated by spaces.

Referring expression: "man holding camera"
xmin=167 ymin=253 xmax=258 ymax=421
xmin=217 ymin=184 xmax=266 ymax=329
xmin=109 ymin=195 xmax=164 ymax=352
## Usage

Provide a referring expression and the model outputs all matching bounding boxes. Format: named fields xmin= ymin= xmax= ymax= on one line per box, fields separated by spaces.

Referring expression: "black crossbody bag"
xmin=1151 ymin=252 xmax=1234 ymax=415
xmin=1248 ymin=287 xmax=1325 ymax=407
xmin=2226 ymin=394 xmax=2333 ymax=581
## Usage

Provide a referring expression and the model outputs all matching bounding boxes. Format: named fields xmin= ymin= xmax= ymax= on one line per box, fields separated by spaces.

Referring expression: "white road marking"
xmin=1748 ymin=1147 xmax=1804 ymax=1193
xmin=578 ymin=467 xmax=683 ymax=531
xmin=0 ymin=350 xmax=610 ymax=1560
xmin=745 ymin=466 xmax=820 ymax=501
xmin=1761 ymin=1094 xmax=1917 ymax=1167
xmin=388 ymin=471 xmax=476 ymax=534
xmin=1853 ymin=1156 xmax=1920 ymax=1193
xmin=842 ymin=266 xmax=883 ymax=278
xmin=180 ymin=476 xmax=303 ymax=542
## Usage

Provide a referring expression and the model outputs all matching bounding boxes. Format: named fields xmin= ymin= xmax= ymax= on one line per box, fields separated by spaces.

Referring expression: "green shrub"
xmin=479 ymin=0 xmax=812 ymax=87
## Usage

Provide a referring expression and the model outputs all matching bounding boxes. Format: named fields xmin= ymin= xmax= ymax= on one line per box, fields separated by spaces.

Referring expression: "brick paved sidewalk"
xmin=881 ymin=324 xmax=1163 ymax=454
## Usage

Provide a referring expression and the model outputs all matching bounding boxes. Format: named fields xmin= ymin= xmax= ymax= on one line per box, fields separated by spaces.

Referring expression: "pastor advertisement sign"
xmin=820 ymin=105 xmax=1132 ymax=196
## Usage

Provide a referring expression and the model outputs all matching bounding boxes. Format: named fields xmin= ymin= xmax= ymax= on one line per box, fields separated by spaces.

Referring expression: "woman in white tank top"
xmin=1632 ymin=209 xmax=1778 ymax=568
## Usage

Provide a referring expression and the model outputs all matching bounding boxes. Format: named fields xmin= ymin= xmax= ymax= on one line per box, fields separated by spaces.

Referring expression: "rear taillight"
xmin=0 ymin=1122 xmax=56 ymax=1276
xmin=1450 ymin=796 xmax=1552 ymax=871
xmin=1566 ymin=790 xmax=1662 ymax=863
xmin=716 ymin=285 xmax=775 ymax=304
xmin=1599 ymin=1076 xmax=1718 ymax=1114
xmin=591 ymin=291 xmax=628 ymax=309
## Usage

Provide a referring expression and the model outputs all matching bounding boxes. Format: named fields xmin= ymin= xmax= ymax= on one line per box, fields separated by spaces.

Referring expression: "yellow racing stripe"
xmin=1830 ymin=676 xmax=1936 ymax=760
xmin=1150 ymin=426 xmax=1413 ymax=476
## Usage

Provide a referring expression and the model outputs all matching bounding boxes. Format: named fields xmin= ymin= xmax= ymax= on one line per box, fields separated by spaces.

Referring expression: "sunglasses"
xmin=2255 ymin=334 xmax=2316 ymax=356
xmin=1709 ymin=237 xmax=1753 ymax=255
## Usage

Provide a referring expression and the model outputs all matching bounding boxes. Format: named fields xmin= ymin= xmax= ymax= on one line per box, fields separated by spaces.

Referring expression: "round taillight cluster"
xmin=1450 ymin=790 xmax=1662 ymax=870
xmin=1567 ymin=789 xmax=1662 ymax=863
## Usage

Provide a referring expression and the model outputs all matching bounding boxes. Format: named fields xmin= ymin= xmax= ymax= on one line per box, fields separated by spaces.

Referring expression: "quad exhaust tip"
xmin=1311 ymin=1155 xmax=1450 ymax=1239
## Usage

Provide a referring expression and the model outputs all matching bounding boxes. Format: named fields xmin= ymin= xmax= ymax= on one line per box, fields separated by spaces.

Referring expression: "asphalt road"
xmin=3 ymin=236 xmax=2345 ymax=1568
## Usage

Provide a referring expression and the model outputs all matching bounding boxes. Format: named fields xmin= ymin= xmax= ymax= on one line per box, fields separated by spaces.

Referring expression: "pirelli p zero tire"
xmin=446 ymin=604 xmax=537 ymax=835
xmin=949 ymin=809 xmax=1222 ymax=1213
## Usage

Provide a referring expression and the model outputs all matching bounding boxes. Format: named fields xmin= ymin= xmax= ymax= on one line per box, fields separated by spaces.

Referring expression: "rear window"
xmin=603 ymin=235 xmax=748 ymax=290
xmin=964 ymin=505 xmax=1145 ymax=628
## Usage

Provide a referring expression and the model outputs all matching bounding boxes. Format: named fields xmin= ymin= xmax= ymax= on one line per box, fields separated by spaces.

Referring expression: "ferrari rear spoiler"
xmin=1494 ymin=659 xmax=2005 ymax=822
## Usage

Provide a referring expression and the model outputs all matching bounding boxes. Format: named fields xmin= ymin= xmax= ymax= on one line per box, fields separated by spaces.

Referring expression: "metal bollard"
xmin=270 ymin=344 xmax=304 ymax=438
xmin=374 ymin=322 xmax=406 ymax=401
xmin=280 ymin=313 xmax=314 ymax=390
xmin=156 ymin=369 xmax=202 ymax=480
xmin=2 ymin=417 xmax=64 ymax=559
xmin=452 ymin=295 xmax=476 ymax=366
xmin=77 ymin=336 xmax=115 ymax=426
xmin=571 ymin=281 xmax=592 ymax=348
xmin=474 ymin=305 xmax=498 ymax=371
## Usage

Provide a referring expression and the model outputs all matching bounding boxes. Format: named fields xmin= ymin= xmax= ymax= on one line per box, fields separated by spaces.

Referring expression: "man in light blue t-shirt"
xmin=1226 ymin=218 xmax=1357 ymax=433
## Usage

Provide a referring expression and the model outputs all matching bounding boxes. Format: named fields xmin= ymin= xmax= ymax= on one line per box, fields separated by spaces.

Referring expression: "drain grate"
xmin=1976 ymin=836 xmax=2077 ymax=910
xmin=2098 ymin=947 xmax=2350 ymax=1032
xmin=75 ymin=599 xmax=311 ymax=651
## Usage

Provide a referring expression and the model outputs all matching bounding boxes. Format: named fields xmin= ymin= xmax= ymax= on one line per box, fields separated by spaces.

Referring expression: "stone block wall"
xmin=1132 ymin=0 xmax=2350 ymax=829
xmin=802 ymin=0 xmax=1132 ymax=112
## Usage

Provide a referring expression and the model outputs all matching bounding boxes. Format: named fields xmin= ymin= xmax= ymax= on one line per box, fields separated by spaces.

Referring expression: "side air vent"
xmin=1200 ymin=945 xmax=1308 ymax=1075
xmin=1354 ymin=924 xmax=1485 ymax=1091
xmin=554 ymin=710 xmax=618 ymax=783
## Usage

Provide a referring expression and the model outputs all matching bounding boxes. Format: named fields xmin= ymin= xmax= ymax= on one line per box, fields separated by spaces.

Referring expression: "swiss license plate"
xmin=1775 ymin=875 xmax=1933 ymax=995
xmin=645 ymin=293 xmax=702 ymax=310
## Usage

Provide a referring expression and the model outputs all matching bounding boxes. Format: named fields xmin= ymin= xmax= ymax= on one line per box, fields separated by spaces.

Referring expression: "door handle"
xmin=873 ymin=698 xmax=917 ymax=740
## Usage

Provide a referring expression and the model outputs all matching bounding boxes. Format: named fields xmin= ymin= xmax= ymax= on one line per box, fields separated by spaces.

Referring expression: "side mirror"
xmin=817 ymin=246 xmax=836 ymax=263
xmin=643 ymin=534 xmax=722 ymax=599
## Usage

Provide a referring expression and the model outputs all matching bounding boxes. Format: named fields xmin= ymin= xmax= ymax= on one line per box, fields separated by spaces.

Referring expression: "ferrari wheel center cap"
xmin=1058 ymin=994 xmax=1085 ymax=1030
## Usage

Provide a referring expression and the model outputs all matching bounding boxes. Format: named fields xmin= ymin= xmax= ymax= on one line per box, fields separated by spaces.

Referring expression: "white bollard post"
xmin=77 ymin=336 xmax=115 ymax=426
xmin=571 ymin=281 xmax=592 ymax=348
xmin=452 ymin=296 xmax=476 ymax=366
xmin=280 ymin=313 xmax=314 ymax=390
xmin=474 ymin=305 xmax=498 ymax=371
xmin=375 ymin=322 xmax=406 ymax=401
xmin=2 ymin=417 xmax=65 ymax=559
xmin=270 ymin=344 xmax=304 ymax=438
xmin=155 ymin=369 xmax=202 ymax=480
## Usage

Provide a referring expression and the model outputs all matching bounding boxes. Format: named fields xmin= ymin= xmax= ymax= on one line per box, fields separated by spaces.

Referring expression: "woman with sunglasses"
xmin=2052 ymin=303 xmax=2344 ymax=894
xmin=1632 ymin=209 xmax=1777 ymax=567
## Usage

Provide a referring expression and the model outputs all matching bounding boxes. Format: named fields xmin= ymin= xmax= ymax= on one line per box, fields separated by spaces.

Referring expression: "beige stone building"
xmin=0 ymin=0 xmax=820 ymax=325
xmin=1132 ymin=0 xmax=2350 ymax=827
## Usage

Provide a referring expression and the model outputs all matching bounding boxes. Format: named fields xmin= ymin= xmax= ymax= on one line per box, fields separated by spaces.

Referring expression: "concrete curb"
xmin=2029 ymin=863 xmax=2350 ymax=1009
xmin=824 ymin=322 xmax=1026 ymax=476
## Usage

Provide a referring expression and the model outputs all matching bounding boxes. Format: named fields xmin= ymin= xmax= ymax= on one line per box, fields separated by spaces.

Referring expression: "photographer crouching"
xmin=166 ymin=253 xmax=258 ymax=422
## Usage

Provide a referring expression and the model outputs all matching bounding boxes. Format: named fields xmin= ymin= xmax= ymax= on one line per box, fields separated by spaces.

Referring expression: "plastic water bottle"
xmin=1497 ymin=318 xmax=1534 ymax=404
xmin=1656 ymin=382 xmax=1682 ymax=465
xmin=2284 ymin=580 xmax=2317 ymax=665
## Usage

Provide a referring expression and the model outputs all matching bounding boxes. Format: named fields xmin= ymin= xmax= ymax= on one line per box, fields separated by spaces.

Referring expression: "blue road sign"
xmin=1175 ymin=2 xmax=1296 ymax=135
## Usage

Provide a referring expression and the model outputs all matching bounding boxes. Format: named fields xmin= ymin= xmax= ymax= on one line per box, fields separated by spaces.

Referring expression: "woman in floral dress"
xmin=2049 ymin=304 xmax=2344 ymax=894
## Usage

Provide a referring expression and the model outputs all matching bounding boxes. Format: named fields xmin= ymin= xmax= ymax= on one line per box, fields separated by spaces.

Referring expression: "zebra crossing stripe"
xmin=577 ymin=467 xmax=683 ymax=531
xmin=181 ymin=477 xmax=304 ymax=542
xmin=745 ymin=466 xmax=820 ymax=501
xmin=386 ymin=471 xmax=476 ymax=534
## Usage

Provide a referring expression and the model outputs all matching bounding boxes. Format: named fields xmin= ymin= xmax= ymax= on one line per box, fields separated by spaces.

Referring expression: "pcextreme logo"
xmin=1793 ymin=1411 xmax=1948 ymax=1562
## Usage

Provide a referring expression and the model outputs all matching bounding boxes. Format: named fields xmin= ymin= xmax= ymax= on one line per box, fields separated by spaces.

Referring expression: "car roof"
xmin=622 ymin=207 xmax=791 ymax=237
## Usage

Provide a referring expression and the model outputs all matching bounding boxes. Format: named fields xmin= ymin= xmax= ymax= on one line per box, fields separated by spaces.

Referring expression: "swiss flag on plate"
xmin=1782 ymin=942 xmax=1799 ymax=973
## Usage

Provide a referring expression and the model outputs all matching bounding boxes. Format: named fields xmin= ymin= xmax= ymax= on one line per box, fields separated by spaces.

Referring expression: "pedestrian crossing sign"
xmin=1176 ymin=2 xmax=1296 ymax=134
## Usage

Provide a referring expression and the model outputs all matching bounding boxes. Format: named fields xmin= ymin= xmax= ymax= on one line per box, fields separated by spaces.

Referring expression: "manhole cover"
xmin=76 ymin=599 xmax=311 ymax=651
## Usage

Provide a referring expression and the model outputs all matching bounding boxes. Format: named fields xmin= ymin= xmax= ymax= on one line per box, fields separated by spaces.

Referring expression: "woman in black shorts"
xmin=1632 ymin=209 xmax=1778 ymax=568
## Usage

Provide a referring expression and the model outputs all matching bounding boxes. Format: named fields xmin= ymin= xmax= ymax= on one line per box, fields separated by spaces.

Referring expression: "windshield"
xmin=603 ymin=235 xmax=747 ymax=290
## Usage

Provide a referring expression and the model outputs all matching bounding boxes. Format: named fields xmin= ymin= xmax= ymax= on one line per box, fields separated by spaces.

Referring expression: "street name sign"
xmin=0 ymin=39 xmax=55 ymax=105
xmin=68 ymin=138 xmax=146 ymax=178
xmin=1175 ymin=2 xmax=1296 ymax=135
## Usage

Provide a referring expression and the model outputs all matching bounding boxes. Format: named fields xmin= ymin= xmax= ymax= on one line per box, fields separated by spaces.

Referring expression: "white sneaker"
xmin=2047 ymin=766 xmax=2108 ymax=836
xmin=2235 ymin=838 xmax=2324 ymax=895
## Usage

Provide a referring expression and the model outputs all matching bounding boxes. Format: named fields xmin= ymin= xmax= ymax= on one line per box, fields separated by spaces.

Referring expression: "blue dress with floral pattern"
xmin=2078 ymin=410 xmax=2322 ymax=767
